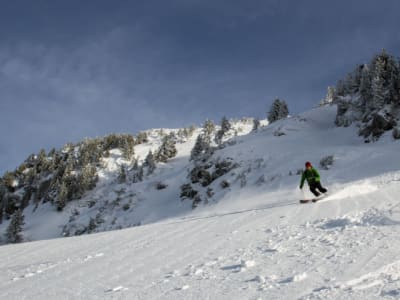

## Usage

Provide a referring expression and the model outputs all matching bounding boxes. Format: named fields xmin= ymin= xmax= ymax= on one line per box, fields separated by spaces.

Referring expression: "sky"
xmin=1 ymin=0 xmax=400 ymax=173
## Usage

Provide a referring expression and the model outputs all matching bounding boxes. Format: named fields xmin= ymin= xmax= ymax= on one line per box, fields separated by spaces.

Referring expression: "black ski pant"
xmin=309 ymin=182 xmax=327 ymax=197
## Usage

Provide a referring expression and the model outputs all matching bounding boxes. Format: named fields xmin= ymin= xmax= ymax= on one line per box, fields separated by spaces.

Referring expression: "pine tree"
xmin=88 ymin=217 xmax=97 ymax=233
xmin=37 ymin=149 xmax=50 ymax=174
xmin=3 ymin=171 xmax=16 ymax=191
xmin=137 ymin=166 xmax=144 ymax=181
xmin=371 ymin=57 xmax=386 ymax=110
xmin=121 ymin=136 xmax=135 ymax=161
xmin=344 ymin=73 xmax=355 ymax=95
xmin=132 ymin=165 xmax=144 ymax=183
xmin=326 ymin=86 xmax=336 ymax=103
xmin=118 ymin=165 xmax=127 ymax=183
xmin=203 ymin=120 xmax=216 ymax=137
xmin=144 ymin=151 xmax=156 ymax=175
xmin=136 ymin=132 xmax=148 ymax=144
xmin=79 ymin=164 xmax=98 ymax=191
xmin=221 ymin=116 xmax=231 ymax=132
xmin=155 ymin=134 xmax=177 ymax=163
xmin=215 ymin=116 xmax=231 ymax=144
xmin=369 ymin=49 xmax=399 ymax=110
xmin=190 ymin=134 xmax=210 ymax=161
xmin=359 ymin=64 xmax=372 ymax=106
xmin=252 ymin=118 xmax=260 ymax=131
xmin=57 ymin=182 xmax=69 ymax=211
xmin=336 ymin=80 xmax=346 ymax=96
xmin=268 ymin=98 xmax=289 ymax=123
xmin=6 ymin=209 xmax=25 ymax=243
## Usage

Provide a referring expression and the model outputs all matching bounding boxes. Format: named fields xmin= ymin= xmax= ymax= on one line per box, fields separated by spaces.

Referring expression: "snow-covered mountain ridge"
xmin=1 ymin=105 xmax=400 ymax=299
xmin=0 ymin=117 xmax=260 ymax=242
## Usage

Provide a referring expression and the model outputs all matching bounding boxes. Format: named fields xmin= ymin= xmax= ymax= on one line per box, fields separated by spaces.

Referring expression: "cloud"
xmin=1 ymin=1 xmax=400 ymax=173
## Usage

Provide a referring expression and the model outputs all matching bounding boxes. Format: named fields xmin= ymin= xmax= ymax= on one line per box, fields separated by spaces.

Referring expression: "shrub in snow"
xmin=236 ymin=172 xmax=247 ymax=188
xmin=212 ymin=158 xmax=238 ymax=180
xmin=220 ymin=180 xmax=230 ymax=189
xmin=206 ymin=188 xmax=214 ymax=198
xmin=156 ymin=182 xmax=168 ymax=190
xmin=87 ymin=199 xmax=96 ymax=208
xmin=180 ymin=184 xmax=198 ymax=199
xmin=95 ymin=212 xmax=105 ymax=224
xmin=255 ymin=175 xmax=266 ymax=186
xmin=88 ymin=218 xmax=97 ymax=233
xmin=320 ymin=155 xmax=334 ymax=170
xmin=273 ymin=128 xmax=286 ymax=136
xmin=190 ymin=166 xmax=213 ymax=187
xmin=192 ymin=195 xmax=202 ymax=208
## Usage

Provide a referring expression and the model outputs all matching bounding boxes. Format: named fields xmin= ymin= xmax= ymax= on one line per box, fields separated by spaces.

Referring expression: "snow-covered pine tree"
xmin=121 ymin=135 xmax=135 ymax=161
xmin=386 ymin=54 xmax=400 ymax=104
xmin=190 ymin=135 xmax=205 ymax=161
xmin=320 ymin=87 xmax=336 ymax=106
xmin=252 ymin=118 xmax=260 ymax=131
xmin=371 ymin=55 xmax=387 ymax=111
xmin=144 ymin=151 xmax=156 ymax=175
xmin=344 ymin=73 xmax=355 ymax=95
xmin=118 ymin=165 xmax=127 ymax=183
xmin=155 ymin=133 xmax=177 ymax=163
xmin=190 ymin=133 xmax=212 ymax=161
xmin=136 ymin=131 xmax=148 ymax=144
xmin=79 ymin=164 xmax=98 ymax=191
xmin=132 ymin=165 xmax=144 ymax=183
xmin=203 ymin=120 xmax=216 ymax=137
xmin=88 ymin=217 xmax=97 ymax=233
xmin=359 ymin=64 xmax=372 ymax=107
xmin=336 ymin=80 xmax=346 ymax=97
xmin=6 ymin=209 xmax=25 ymax=243
xmin=56 ymin=182 xmax=69 ymax=211
xmin=369 ymin=49 xmax=399 ymax=110
xmin=268 ymin=98 xmax=289 ymax=123
xmin=215 ymin=116 xmax=231 ymax=144
xmin=37 ymin=149 xmax=51 ymax=174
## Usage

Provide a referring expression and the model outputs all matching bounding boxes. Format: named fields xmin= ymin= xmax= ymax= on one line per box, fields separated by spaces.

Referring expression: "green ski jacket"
xmin=300 ymin=167 xmax=320 ymax=188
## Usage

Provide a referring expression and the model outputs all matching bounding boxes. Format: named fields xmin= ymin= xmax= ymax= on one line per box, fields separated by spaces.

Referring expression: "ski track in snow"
xmin=1 ymin=195 xmax=400 ymax=299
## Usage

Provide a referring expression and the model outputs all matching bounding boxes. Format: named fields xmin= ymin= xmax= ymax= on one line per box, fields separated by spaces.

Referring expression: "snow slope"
xmin=1 ymin=105 xmax=400 ymax=299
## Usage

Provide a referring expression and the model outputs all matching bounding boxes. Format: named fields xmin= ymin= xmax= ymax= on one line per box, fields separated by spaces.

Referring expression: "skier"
xmin=299 ymin=161 xmax=327 ymax=197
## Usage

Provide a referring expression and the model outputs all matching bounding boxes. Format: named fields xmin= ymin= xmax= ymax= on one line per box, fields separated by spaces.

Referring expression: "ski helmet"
xmin=305 ymin=161 xmax=312 ymax=168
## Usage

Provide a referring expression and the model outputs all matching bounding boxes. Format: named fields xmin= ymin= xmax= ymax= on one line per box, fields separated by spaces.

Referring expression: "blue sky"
xmin=1 ymin=0 xmax=400 ymax=173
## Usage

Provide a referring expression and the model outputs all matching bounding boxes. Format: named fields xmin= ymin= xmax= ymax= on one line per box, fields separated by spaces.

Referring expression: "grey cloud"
xmin=1 ymin=1 xmax=400 ymax=173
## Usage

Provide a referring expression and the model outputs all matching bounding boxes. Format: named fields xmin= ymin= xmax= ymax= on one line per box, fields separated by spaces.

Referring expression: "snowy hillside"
xmin=0 ymin=117 xmax=258 ymax=243
xmin=0 ymin=105 xmax=400 ymax=299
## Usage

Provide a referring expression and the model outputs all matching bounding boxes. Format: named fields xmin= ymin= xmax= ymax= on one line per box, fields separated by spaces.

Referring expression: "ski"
xmin=299 ymin=194 xmax=327 ymax=204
